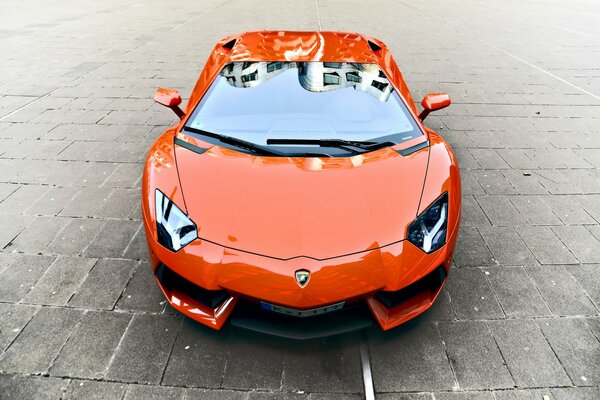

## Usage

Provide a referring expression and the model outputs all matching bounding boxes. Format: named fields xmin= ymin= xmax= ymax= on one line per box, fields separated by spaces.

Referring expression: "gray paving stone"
xmin=309 ymin=394 xmax=363 ymax=400
xmin=0 ymin=374 xmax=70 ymax=400
xmin=94 ymin=188 xmax=139 ymax=219
xmin=479 ymin=227 xmax=535 ymax=266
xmin=460 ymin=195 xmax=491 ymax=227
xmin=105 ymin=313 xmax=180 ymax=384
xmin=9 ymin=215 xmax=69 ymax=253
xmin=46 ymin=217 xmax=105 ymax=256
xmin=369 ymin=322 xmax=455 ymax=392
xmin=0 ymin=254 xmax=56 ymax=302
xmin=104 ymin=163 xmax=143 ymax=188
xmin=186 ymin=388 xmax=250 ymax=400
xmin=551 ymin=387 xmax=600 ymax=400
xmin=123 ymin=226 xmax=149 ymax=260
xmin=486 ymin=267 xmax=551 ymax=317
xmin=517 ymin=226 xmax=578 ymax=265
xmin=433 ymin=393 xmax=494 ymax=400
xmin=526 ymin=266 xmax=597 ymax=316
xmin=282 ymin=333 xmax=363 ymax=394
xmin=542 ymin=195 xmax=595 ymax=225
xmin=0 ymin=307 xmax=83 ymax=374
xmin=488 ymin=320 xmax=570 ymax=388
xmin=537 ymin=318 xmax=600 ymax=386
xmin=445 ymin=268 xmax=504 ymax=320
xmin=123 ymin=384 xmax=186 ymax=400
xmin=375 ymin=394 xmax=431 ymax=400
xmin=83 ymin=219 xmax=141 ymax=258
xmin=222 ymin=332 xmax=286 ymax=391
xmin=438 ymin=321 xmax=513 ymax=390
xmin=0 ymin=214 xmax=33 ymax=249
xmin=68 ymin=258 xmax=136 ymax=310
xmin=116 ymin=262 xmax=163 ymax=312
xmin=475 ymin=195 xmax=525 ymax=226
xmin=418 ymin=288 xmax=456 ymax=321
xmin=472 ymin=171 xmax=517 ymax=195
xmin=0 ymin=303 xmax=39 ymax=354
xmin=454 ymin=227 xmax=495 ymax=267
xmin=469 ymin=148 xmax=510 ymax=170
xmin=493 ymin=389 xmax=554 ymax=400
xmin=25 ymin=185 xmax=81 ymax=216
xmin=0 ymin=183 xmax=19 ymax=203
xmin=0 ymin=252 xmax=17 ymax=274
xmin=23 ymin=256 xmax=97 ymax=306
xmin=59 ymin=187 xmax=113 ymax=217
xmin=568 ymin=264 xmax=600 ymax=307
xmin=51 ymin=310 xmax=132 ymax=379
xmin=501 ymin=170 xmax=548 ymax=195
xmin=585 ymin=317 xmax=600 ymax=341
xmin=574 ymin=195 xmax=600 ymax=223
xmin=161 ymin=318 xmax=228 ymax=388
xmin=552 ymin=226 xmax=600 ymax=264
xmin=64 ymin=380 xmax=127 ymax=400
xmin=0 ymin=184 xmax=50 ymax=215
xmin=508 ymin=195 xmax=562 ymax=226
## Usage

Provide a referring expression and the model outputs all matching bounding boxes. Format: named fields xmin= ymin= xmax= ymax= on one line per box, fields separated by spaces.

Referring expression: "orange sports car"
xmin=142 ymin=31 xmax=461 ymax=339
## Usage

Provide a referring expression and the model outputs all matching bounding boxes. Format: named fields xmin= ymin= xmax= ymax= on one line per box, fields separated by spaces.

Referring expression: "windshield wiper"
xmin=265 ymin=138 xmax=396 ymax=154
xmin=183 ymin=126 xmax=283 ymax=156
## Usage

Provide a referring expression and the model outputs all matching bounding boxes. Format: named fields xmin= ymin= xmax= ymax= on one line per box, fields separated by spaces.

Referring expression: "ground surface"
xmin=0 ymin=0 xmax=599 ymax=399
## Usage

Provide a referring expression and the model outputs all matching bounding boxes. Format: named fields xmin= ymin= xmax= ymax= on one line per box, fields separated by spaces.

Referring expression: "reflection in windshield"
xmin=220 ymin=62 xmax=393 ymax=102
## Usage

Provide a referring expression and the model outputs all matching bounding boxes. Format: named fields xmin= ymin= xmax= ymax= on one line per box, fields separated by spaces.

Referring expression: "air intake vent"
xmin=367 ymin=40 xmax=382 ymax=53
xmin=222 ymin=38 xmax=237 ymax=51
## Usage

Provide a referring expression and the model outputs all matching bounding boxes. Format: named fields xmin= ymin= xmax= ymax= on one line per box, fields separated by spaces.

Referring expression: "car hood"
xmin=175 ymin=144 xmax=429 ymax=260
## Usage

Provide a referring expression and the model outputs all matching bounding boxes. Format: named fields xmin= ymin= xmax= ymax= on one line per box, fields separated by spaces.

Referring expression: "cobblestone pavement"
xmin=1 ymin=0 xmax=599 ymax=399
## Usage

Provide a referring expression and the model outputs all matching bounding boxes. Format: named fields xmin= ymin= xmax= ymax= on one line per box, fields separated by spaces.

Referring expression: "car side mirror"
xmin=419 ymin=92 xmax=451 ymax=121
xmin=154 ymin=88 xmax=185 ymax=119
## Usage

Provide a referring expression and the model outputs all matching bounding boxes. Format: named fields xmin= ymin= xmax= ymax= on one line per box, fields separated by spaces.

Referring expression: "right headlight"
xmin=155 ymin=189 xmax=197 ymax=252
xmin=407 ymin=192 xmax=448 ymax=253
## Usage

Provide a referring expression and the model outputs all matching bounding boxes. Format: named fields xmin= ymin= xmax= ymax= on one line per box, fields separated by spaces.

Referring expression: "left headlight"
xmin=407 ymin=192 xmax=448 ymax=253
xmin=155 ymin=189 xmax=197 ymax=252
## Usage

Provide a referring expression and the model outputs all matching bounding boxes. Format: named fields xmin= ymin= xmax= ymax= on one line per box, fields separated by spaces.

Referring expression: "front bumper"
xmin=145 ymin=221 xmax=458 ymax=337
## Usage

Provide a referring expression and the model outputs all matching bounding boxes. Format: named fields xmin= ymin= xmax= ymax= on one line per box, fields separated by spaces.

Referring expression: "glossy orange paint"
xmin=419 ymin=92 xmax=451 ymax=120
xmin=141 ymin=31 xmax=462 ymax=333
xmin=154 ymin=88 xmax=185 ymax=119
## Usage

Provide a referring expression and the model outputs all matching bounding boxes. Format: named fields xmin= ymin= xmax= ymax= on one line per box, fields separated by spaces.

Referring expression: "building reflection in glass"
xmin=220 ymin=61 xmax=393 ymax=102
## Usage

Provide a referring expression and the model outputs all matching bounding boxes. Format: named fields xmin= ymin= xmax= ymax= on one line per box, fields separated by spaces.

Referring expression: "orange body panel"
xmin=142 ymin=31 xmax=462 ymax=334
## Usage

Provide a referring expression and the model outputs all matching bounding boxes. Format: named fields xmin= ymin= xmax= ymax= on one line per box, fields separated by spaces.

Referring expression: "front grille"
xmin=229 ymin=300 xmax=373 ymax=340
xmin=376 ymin=266 xmax=447 ymax=309
xmin=155 ymin=263 xmax=229 ymax=309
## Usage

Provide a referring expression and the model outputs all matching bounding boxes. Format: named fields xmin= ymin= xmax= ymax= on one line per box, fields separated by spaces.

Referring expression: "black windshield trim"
xmin=174 ymin=138 xmax=208 ymax=155
xmin=266 ymin=138 xmax=396 ymax=154
xmin=397 ymin=140 xmax=429 ymax=156
xmin=182 ymin=126 xmax=283 ymax=156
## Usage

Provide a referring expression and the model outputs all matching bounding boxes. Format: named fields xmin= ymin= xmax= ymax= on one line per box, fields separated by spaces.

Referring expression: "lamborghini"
xmin=142 ymin=31 xmax=461 ymax=339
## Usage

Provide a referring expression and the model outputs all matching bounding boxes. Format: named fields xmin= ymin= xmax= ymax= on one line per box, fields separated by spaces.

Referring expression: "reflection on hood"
xmin=220 ymin=61 xmax=393 ymax=102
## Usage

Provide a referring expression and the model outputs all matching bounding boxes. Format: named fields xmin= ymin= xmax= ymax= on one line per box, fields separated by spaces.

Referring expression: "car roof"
xmin=217 ymin=31 xmax=386 ymax=63
xmin=185 ymin=31 xmax=420 ymax=119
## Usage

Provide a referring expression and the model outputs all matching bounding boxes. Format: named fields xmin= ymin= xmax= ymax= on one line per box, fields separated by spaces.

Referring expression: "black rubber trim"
xmin=175 ymin=137 xmax=208 ymax=155
xmin=230 ymin=301 xmax=373 ymax=340
xmin=367 ymin=39 xmax=382 ymax=52
xmin=222 ymin=38 xmax=237 ymax=50
xmin=156 ymin=263 xmax=229 ymax=309
xmin=376 ymin=265 xmax=447 ymax=309
xmin=397 ymin=140 xmax=429 ymax=156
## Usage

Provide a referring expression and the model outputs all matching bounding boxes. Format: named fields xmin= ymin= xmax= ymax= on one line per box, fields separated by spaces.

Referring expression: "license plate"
xmin=260 ymin=301 xmax=345 ymax=317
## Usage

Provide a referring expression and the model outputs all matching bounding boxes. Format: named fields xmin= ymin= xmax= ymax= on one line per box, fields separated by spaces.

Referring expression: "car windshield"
xmin=184 ymin=61 xmax=422 ymax=156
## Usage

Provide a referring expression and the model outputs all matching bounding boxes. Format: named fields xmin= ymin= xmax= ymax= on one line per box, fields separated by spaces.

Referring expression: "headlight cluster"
xmin=407 ymin=193 xmax=448 ymax=253
xmin=155 ymin=189 xmax=197 ymax=252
